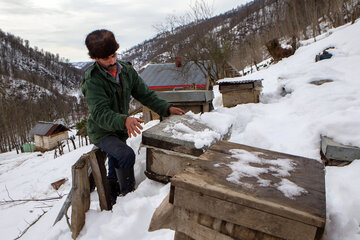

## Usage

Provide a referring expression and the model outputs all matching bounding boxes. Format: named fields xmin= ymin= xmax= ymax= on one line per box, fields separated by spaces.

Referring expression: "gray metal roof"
xmin=30 ymin=122 xmax=68 ymax=137
xmin=139 ymin=62 xmax=208 ymax=87
xmin=156 ymin=90 xmax=214 ymax=103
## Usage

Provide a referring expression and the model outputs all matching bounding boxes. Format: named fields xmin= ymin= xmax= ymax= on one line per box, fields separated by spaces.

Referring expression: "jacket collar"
xmin=94 ymin=61 xmax=121 ymax=85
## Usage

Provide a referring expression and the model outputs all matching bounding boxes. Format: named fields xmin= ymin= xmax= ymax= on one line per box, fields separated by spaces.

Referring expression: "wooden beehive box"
xmin=320 ymin=135 xmax=360 ymax=166
xmin=143 ymin=91 xmax=214 ymax=123
xmin=142 ymin=115 xmax=231 ymax=183
xmin=218 ymin=79 xmax=263 ymax=107
xmin=150 ymin=141 xmax=326 ymax=240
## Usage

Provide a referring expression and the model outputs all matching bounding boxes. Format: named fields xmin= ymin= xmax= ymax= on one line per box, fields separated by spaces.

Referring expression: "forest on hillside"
xmin=121 ymin=0 xmax=360 ymax=84
xmin=0 ymin=30 xmax=87 ymax=152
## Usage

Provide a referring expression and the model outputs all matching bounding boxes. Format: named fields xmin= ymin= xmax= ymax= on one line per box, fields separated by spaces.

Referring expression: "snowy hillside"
xmin=1 ymin=20 xmax=360 ymax=240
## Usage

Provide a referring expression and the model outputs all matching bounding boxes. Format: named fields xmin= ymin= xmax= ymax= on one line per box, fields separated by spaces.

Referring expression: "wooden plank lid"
xmin=142 ymin=115 xmax=231 ymax=156
xmin=171 ymin=141 xmax=326 ymax=228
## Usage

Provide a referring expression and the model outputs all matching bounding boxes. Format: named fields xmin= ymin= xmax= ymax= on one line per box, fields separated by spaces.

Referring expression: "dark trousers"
xmin=95 ymin=135 xmax=135 ymax=179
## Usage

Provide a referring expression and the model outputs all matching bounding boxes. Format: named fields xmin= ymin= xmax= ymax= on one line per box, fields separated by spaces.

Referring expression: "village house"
xmin=29 ymin=122 xmax=69 ymax=151
xmin=139 ymin=59 xmax=208 ymax=91
xmin=138 ymin=58 xmax=239 ymax=122
xmin=139 ymin=58 xmax=240 ymax=91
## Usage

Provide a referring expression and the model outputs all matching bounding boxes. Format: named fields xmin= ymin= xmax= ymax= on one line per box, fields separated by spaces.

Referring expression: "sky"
xmin=0 ymin=0 xmax=251 ymax=62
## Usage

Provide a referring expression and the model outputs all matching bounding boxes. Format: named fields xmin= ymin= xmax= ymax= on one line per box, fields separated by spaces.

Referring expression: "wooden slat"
xmin=148 ymin=194 xmax=176 ymax=232
xmin=173 ymin=186 xmax=317 ymax=240
xmin=221 ymin=90 xmax=260 ymax=106
xmin=142 ymin=135 xmax=204 ymax=156
xmin=173 ymin=207 xmax=234 ymax=240
xmin=89 ymin=149 xmax=112 ymax=211
xmin=70 ymin=155 xmax=90 ymax=239
xmin=219 ymin=83 xmax=255 ymax=92
xmin=150 ymin=194 xmax=283 ymax=240
xmin=149 ymin=194 xmax=233 ymax=240
xmin=174 ymin=231 xmax=194 ymax=240
xmin=146 ymin=146 xmax=204 ymax=178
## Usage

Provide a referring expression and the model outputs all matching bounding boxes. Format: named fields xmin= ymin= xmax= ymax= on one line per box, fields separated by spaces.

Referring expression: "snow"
xmin=1 ymin=20 xmax=360 ymax=239
xmin=163 ymin=120 xmax=221 ymax=149
xmin=162 ymin=111 xmax=233 ymax=149
xmin=219 ymin=149 xmax=306 ymax=199
xmin=276 ymin=179 xmax=308 ymax=199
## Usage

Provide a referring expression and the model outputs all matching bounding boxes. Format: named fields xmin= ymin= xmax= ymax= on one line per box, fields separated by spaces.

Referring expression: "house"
xmin=29 ymin=122 xmax=69 ymax=151
xmin=139 ymin=58 xmax=240 ymax=91
xmin=139 ymin=59 xmax=207 ymax=91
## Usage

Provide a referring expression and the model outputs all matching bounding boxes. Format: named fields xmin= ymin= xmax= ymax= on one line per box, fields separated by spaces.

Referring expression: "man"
xmin=81 ymin=29 xmax=185 ymax=204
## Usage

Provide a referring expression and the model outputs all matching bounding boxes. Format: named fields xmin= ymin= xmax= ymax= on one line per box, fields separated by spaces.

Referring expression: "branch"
xmin=0 ymin=195 xmax=63 ymax=204
xmin=5 ymin=185 xmax=13 ymax=201
xmin=14 ymin=210 xmax=47 ymax=240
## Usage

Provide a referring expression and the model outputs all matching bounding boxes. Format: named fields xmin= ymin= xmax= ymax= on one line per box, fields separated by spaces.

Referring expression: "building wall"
xmin=34 ymin=131 xmax=69 ymax=151
xmin=34 ymin=135 xmax=45 ymax=149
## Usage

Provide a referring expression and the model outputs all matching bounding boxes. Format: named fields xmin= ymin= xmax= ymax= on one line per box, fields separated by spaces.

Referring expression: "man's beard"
xmin=105 ymin=62 xmax=117 ymax=71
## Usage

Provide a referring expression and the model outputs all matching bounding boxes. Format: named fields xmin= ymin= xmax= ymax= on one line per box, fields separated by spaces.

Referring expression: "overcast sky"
xmin=0 ymin=0 xmax=251 ymax=62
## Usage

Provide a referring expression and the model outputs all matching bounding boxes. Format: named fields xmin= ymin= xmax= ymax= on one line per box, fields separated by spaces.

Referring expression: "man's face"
xmin=95 ymin=53 xmax=117 ymax=71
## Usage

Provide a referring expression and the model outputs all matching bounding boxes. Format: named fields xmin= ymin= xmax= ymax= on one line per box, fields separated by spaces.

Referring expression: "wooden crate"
xmin=320 ymin=135 xmax=360 ymax=166
xmin=142 ymin=115 xmax=232 ymax=183
xmin=150 ymin=141 xmax=326 ymax=240
xmin=219 ymin=80 xmax=263 ymax=107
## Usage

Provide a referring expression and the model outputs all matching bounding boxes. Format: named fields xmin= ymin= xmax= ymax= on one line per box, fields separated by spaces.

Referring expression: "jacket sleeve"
xmin=82 ymin=78 xmax=127 ymax=132
xmin=129 ymin=68 xmax=172 ymax=117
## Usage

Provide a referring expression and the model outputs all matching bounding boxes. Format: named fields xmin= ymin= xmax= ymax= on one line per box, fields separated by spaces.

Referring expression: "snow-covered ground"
xmin=1 ymin=20 xmax=360 ymax=240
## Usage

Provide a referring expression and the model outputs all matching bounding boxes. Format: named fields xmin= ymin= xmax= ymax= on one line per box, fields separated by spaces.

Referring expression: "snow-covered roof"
xmin=139 ymin=62 xmax=209 ymax=87
xmin=29 ymin=122 xmax=69 ymax=137
xmin=217 ymin=78 xmax=263 ymax=85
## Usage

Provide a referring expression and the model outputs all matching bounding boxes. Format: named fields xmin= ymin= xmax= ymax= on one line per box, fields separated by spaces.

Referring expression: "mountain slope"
xmin=120 ymin=0 xmax=360 ymax=73
xmin=0 ymin=29 xmax=87 ymax=151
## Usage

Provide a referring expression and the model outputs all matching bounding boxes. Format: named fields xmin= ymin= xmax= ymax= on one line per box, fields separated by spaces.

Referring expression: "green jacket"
xmin=81 ymin=60 xmax=171 ymax=144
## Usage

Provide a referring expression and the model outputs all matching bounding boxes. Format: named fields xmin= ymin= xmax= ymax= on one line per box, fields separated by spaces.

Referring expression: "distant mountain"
xmin=0 ymin=29 xmax=87 ymax=151
xmin=72 ymin=61 xmax=94 ymax=72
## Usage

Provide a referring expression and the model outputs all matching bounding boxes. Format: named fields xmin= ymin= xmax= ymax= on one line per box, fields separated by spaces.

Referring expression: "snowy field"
xmin=1 ymin=20 xmax=360 ymax=240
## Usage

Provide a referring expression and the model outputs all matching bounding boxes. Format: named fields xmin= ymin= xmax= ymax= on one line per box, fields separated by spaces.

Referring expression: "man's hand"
xmin=125 ymin=117 xmax=144 ymax=138
xmin=169 ymin=106 xmax=185 ymax=115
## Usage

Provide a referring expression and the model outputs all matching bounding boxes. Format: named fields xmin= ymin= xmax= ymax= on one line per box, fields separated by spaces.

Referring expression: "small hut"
xmin=218 ymin=79 xmax=263 ymax=107
xmin=30 ymin=122 xmax=69 ymax=151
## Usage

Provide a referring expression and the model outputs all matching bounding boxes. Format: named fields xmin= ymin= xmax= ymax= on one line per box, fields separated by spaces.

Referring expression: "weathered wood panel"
xmin=171 ymin=165 xmax=325 ymax=227
xmin=71 ymin=155 xmax=90 ymax=239
xmin=149 ymin=194 xmax=282 ymax=240
xmin=173 ymin=186 xmax=317 ymax=240
xmin=222 ymin=90 xmax=261 ymax=107
xmin=142 ymin=115 xmax=227 ymax=156
xmin=174 ymin=231 xmax=194 ymax=240
xmin=170 ymin=141 xmax=326 ymax=234
xmin=206 ymin=141 xmax=325 ymax=195
xmin=321 ymin=135 xmax=360 ymax=165
xmin=219 ymin=83 xmax=255 ymax=92
xmin=89 ymin=150 xmax=112 ymax=211
xmin=145 ymin=147 xmax=204 ymax=182
xmin=143 ymin=115 xmax=232 ymax=183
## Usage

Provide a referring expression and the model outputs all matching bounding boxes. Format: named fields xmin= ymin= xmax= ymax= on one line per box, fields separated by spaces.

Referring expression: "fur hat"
xmin=85 ymin=29 xmax=119 ymax=59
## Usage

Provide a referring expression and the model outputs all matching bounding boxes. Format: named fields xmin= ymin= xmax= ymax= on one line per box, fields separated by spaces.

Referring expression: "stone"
xmin=321 ymin=136 xmax=360 ymax=165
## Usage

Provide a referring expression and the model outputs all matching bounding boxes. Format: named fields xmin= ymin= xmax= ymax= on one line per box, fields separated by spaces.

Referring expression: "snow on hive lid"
xmin=217 ymin=78 xmax=263 ymax=85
